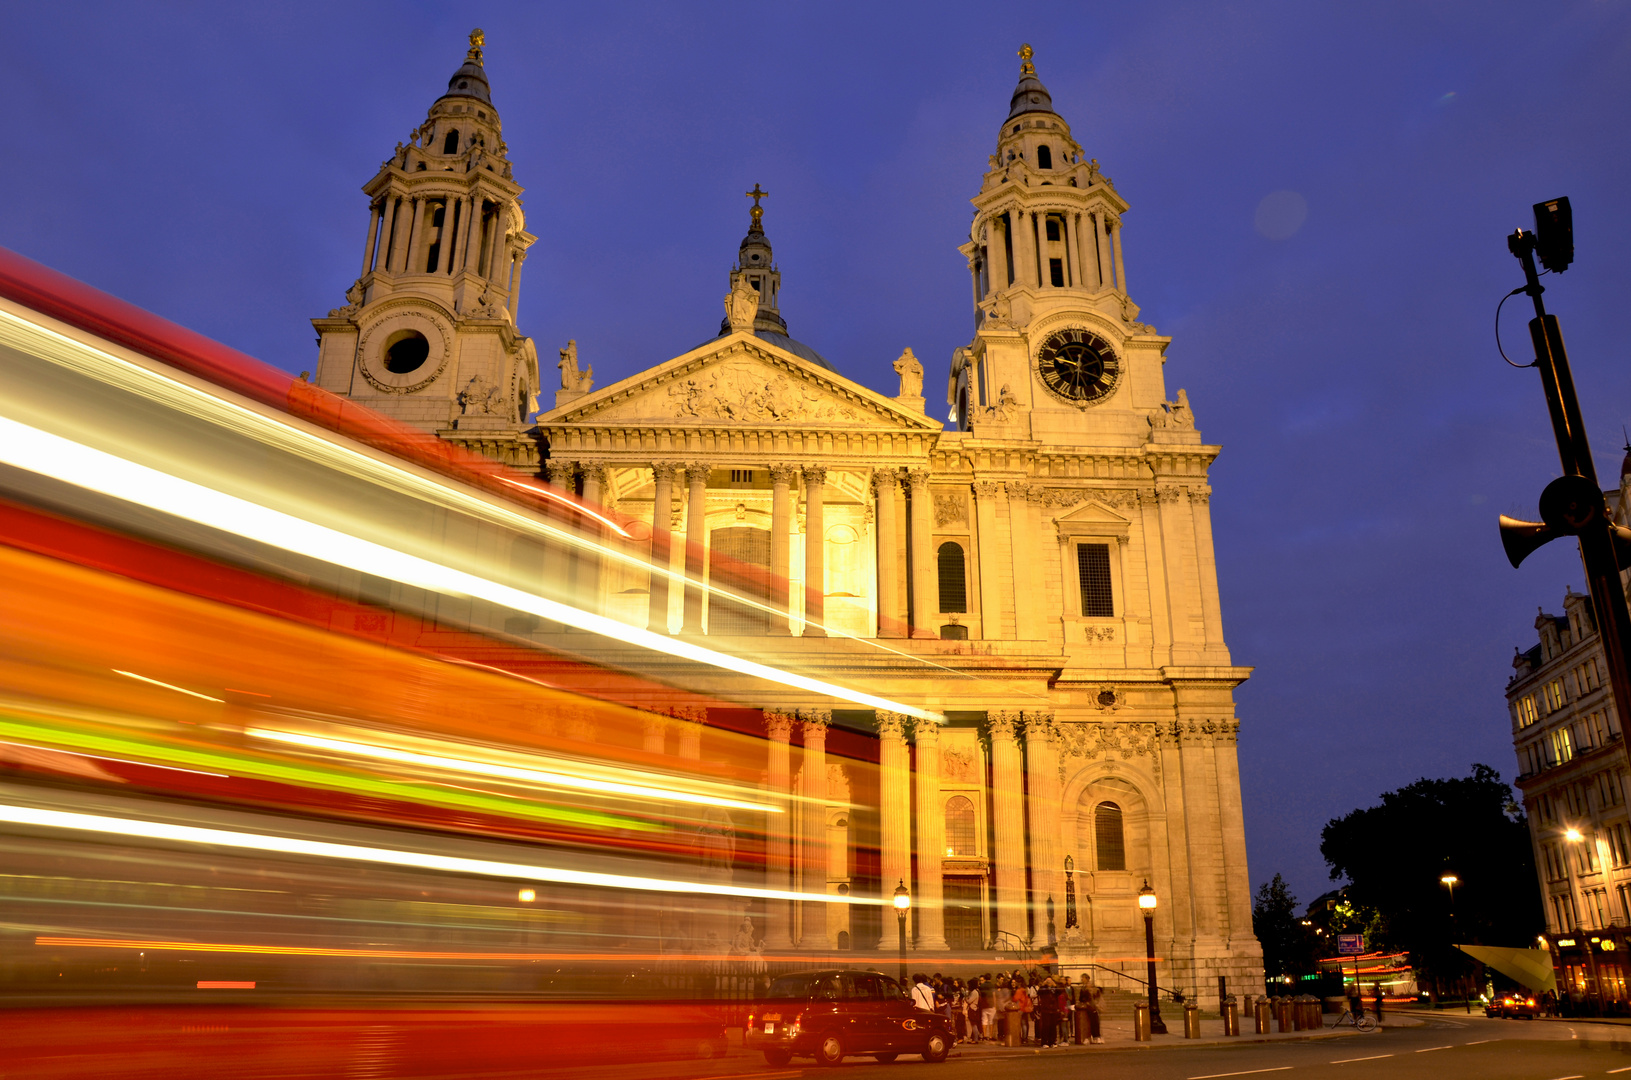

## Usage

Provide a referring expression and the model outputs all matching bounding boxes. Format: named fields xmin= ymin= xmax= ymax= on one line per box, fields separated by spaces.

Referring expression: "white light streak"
xmin=112 ymin=670 xmax=225 ymax=703
xmin=0 ymin=801 xmax=870 ymax=905
xmin=247 ymin=727 xmax=779 ymax=813
xmin=0 ymin=415 xmax=938 ymax=722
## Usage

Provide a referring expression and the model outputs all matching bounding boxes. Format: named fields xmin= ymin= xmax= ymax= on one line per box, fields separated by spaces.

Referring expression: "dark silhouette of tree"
xmin=1253 ymin=873 xmax=1315 ymax=979
xmin=1320 ymin=763 xmax=1542 ymax=986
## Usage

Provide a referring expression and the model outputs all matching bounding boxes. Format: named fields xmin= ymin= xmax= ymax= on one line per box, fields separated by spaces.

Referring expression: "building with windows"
xmin=312 ymin=33 xmax=1262 ymax=992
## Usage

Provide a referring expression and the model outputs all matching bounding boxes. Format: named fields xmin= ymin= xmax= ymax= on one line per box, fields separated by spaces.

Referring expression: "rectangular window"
xmin=1593 ymin=712 xmax=1611 ymax=750
xmin=1620 ymin=884 xmax=1631 ymax=924
xmin=1554 ymin=727 xmax=1576 ymax=765
xmin=1589 ymin=657 xmax=1602 ymax=690
xmin=1613 ymin=824 xmax=1630 ymax=866
xmin=1519 ymin=696 xmax=1539 ymax=727
xmin=728 ymin=470 xmax=754 ymax=484
xmin=1049 ymin=257 xmax=1065 ymax=287
xmin=1045 ymin=218 xmax=1061 ymax=242
xmin=1549 ymin=678 xmax=1568 ymax=711
xmin=1076 ymin=543 xmax=1113 ymax=617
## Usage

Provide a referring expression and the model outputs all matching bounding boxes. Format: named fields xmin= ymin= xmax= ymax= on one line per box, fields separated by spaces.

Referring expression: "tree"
xmin=1320 ymin=763 xmax=1542 ymax=986
xmin=1253 ymin=873 xmax=1316 ymax=980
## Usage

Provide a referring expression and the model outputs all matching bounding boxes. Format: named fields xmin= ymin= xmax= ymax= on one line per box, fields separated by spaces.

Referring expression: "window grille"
xmin=1095 ymin=801 xmax=1125 ymax=871
xmin=1077 ymin=543 xmax=1113 ymax=617
xmin=945 ymin=796 xmax=976 ymax=856
xmin=938 ymin=542 xmax=967 ymax=612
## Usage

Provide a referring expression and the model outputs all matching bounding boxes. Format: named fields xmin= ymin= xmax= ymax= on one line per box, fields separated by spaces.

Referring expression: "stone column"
xmin=1063 ymin=212 xmax=1080 ymax=288
xmin=1110 ymin=213 xmax=1126 ymax=293
xmin=1094 ymin=212 xmax=1112 ymax=291
xmin=487 ymin=201 xmax=510 ymax=280
xmin=973 ymin=481 xmax=1006 ymax=638
xmin=765 ymin=710 xmax=797 ymax=949
xmin=647 ymin=462 xmax=679 ymax=633
xmin=1034 ymin=212 xmax=1048 ymax=287
xmin=542 ymin=459 xmax=577 ymax=609
xmin=361 ymin=201 xmax=382 ymax=277
xmin=1213 ymin=720 xmax=1255 ymax=941
xmin=769 ymin=464 xmax=796 ymax=635
xmin=873 ymin=469 xmax=903 ymax=638
xmin=404 ymin=197 xmax=429 ymax=274
xmin=799 ymin=710 xmax=831 ymax=948
xmin=1007 ymin=482 xmax=1040 ymax=639
xmin=988 ymin=215 xmax=1010 ymax=291
xmin=913 ymin=720 xmax=949 ymax=949
xmin=682 ymin=462 xmax=709 ymax=633
xmin=675 ymin=704 xmax=704 ymax=761
xmin=576 ymin=462 xmax=608 ymax=614
xmin=460 ymin=195 xmax=482 ymax=272
xmin=641 ymin=713 xmax=667 ymax=755
xmin=876 ymin=711 xmax=912 ymax=948
xmin=1189 ymin=486 xmax=1225 ymax=651
xmin=508 ymin=252 xmax=526 ymax=319
xmin=907 ymin=468 xmax=936 ymax=638
xmin=1011 ymin=210 xmax=1036 ymax=288
xmin=1024 ymin=711 xmax=1062 ymax=944
xmin=988 ymin=710 xmax=1027 ymax=943
xmin=802 ymin=466 xmax=827 ymax=637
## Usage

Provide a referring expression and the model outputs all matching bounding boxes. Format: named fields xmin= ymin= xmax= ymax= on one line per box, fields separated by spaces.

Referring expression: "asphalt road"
xmin=582 ymin=1013 xmax=1631 ymax=1080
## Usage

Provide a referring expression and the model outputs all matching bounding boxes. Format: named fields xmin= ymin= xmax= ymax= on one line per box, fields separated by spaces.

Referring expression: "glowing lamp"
xmin=1138 ymin=881 xmax=1157 ymax=910
xmin=893 ymin=881 xmax=912 ymax=912
xmin=1439 ymin=874 xmax=1458 ymax=887
xmin=1565 ymin=827 xmax=1584 ymax=842
xmin=517 ymin=889 xmax=536 ymax=903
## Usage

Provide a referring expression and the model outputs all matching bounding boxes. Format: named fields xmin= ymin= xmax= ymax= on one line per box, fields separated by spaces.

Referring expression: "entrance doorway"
xmin=944 ymin=875 xmax=985 ymax=950
xmin=708 ymin=527 xmax=771 ymax=635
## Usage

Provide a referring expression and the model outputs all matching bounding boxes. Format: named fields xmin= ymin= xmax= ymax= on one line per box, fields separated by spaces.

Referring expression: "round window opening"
xmin=384 ymin=329 xmax=430 ymax=374
xmin=1097 ymin=689 xmax=1117 ymax=708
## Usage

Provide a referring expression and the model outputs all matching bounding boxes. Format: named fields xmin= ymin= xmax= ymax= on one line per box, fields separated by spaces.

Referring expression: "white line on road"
xmin=1416 ymin=1045 xmax=1453 ymax=1052
xmin=1187 ymin=1069 xmax=1294 ymax=1079
xmin=1540 ymin=1075 xmax=1582 ymax=1079
xmin=1608 ymin=1068 xmax=1631 ymax=1075
xmin=1330 ymin=1054 xmax=1394 ymax=1063
xmin=1465 ymin=1039 xmax=1493 ymax=1044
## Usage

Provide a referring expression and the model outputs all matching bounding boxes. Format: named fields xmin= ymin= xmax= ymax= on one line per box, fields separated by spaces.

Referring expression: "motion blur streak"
xmin=245 ymin=726 xmax=781 ymax=813
xmin=0 ymin=412 xmax=939 ymax=721
xmin=0 ymin=801 xmax=872 ymax=905
xmin=111 ymin=669 xmax=224 ymax=701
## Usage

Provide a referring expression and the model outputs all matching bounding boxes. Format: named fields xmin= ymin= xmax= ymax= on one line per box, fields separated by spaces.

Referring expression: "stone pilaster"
xmin=1007 ymin=481 xmax=1040 ymax=639
xmin=913 ymin=719 xmax=949 ymax=950
xmin=647 ymin=462 xmax=679 ymax=633
xmin=876 ymin=711 xmax=912 ymax=948
xmin=973 ymin=481 xmax=1006 ymax=638
xmin=802 ymin=467 xmax=827 ymax=637
xmin=799 ymin=709 xmax=831 ymax=948
xmin=988 ymin=709 xmax=1027 ymax=943
xmin=764 ymin=710 xmax=796 ymax=949
xmin=682 ymin=462 xmax=709 ymax=633
xmin=907 ymin=468 xmax=936 ymax=638
xmin=873 ymin=469 xmax=903 ymax=638
xmin=770 ymin=464 xmax=796 ymax=635
xmin=1023 ymin=711 xmax=1062 ymax=943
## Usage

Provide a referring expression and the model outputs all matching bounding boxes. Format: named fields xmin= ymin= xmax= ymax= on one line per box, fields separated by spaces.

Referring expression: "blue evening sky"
xmin=4 ymin=1 xmax=1630 ymax=913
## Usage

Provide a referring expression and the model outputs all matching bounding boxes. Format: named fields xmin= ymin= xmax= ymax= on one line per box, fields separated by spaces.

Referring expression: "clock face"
xmin=1037 ymin=328 xmax=1119 ymax=405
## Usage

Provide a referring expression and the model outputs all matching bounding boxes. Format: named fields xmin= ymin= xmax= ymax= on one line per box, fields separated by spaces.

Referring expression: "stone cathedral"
xmin=312 ymin=33 xmax=1263 ymax=992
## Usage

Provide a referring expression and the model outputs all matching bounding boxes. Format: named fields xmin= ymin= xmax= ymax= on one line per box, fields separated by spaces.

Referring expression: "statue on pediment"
xmin=557 ymin=339 xmax=593 ymax=393
xmin=725 ymin=272 xmax=759 ymax=332
xmin=893 ymin=348 xmax=924 ymax=399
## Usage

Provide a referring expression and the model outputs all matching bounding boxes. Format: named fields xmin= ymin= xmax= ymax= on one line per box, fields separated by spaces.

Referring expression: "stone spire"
xmin=309 ymin=29 xmax=541 ymax=466
xmin=718 ymin=183 xmax=788 ymax=335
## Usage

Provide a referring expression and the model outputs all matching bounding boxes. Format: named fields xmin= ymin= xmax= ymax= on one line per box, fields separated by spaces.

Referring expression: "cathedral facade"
xmin=313 ymin=33 xmax=1263 ymax=993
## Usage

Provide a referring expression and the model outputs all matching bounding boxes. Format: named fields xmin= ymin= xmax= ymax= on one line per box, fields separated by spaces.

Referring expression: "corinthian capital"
xmin=802 ymin=465 xmax=828 ymax=487
xmin=875 ymin=711 xmax=909 ymax=741
xmin=769 ymin=463 xmax=798 ymax=485
xmin=683 ymin=461 xmax=712 ymax=485
xmin=871 ymin=468 xmax=900 ymax=493
xmin=986 ymin=709 xmax=1020 ymax=741
xmin=764 ymin=709 xmax=795 ymax=740
xmin=799 ymin=708 xmax=832 ymax=737
xmin=906 ymin=467 xmax=931 ymax=493
xmin=650 ymin=461 xmax=682 ymax=485
xmin=1022 ymin=710 xmax=1057 ymax=742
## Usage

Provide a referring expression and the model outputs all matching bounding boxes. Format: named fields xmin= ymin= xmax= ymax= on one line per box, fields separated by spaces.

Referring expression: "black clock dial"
xmin=1037 ymin=328 xmax=1119 ymax=404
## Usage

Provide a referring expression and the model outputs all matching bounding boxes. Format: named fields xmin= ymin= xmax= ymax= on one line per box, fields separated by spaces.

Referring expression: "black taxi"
xmin=745 ymin=969 xmax=952 ymax=1067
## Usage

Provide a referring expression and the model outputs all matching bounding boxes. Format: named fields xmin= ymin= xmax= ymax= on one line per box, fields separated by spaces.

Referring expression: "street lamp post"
xmin=893 ymin=879 xmax=911 ymax=987
xmin=1139 ymin=879 xmax=1167 ymax=1035
xmin=1440 ymin=873 xmax=1465 ymax=1012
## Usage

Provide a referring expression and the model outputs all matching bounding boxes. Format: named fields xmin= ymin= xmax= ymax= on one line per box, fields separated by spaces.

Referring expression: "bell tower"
xmin=717 ymin=184 xmax=788 ymax=336
xmin=312 ymin=28 xmax=541 ymax=469
xmin=951 ymin=44 xmax=1187 ymax=450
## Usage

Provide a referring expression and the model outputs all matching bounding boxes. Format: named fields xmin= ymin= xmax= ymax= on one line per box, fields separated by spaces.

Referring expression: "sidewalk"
xmin=945 ymin=1009 xmax=1421 ymax=1057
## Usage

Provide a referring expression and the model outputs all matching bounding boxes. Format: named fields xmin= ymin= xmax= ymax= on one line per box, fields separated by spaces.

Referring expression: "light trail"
xmin=112 ymin=670 xmax=225 ymax=702
xmin=246 ymin=727 xmax=780 ymax=813
xmin=0 ymin=413 xmax=938 ymax=722
xmin=0 ymin=801 xmax=874 ymax=905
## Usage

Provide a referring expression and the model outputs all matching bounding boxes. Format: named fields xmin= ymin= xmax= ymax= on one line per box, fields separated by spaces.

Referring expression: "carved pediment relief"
xmin=537 ymin=338 xmax=942 ymax=430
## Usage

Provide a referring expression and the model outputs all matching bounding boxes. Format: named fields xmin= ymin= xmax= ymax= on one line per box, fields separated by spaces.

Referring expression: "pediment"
xmin=536 ymin=333 xmax=942 ymax=431
xmin=1051 ymin=497 xmax=1132 ymax=538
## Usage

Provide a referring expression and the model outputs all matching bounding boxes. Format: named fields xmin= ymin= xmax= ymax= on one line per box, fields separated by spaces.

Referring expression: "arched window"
xmin=1037 ymin=144 xmax=1053 ymax=169
xmin=945 ymin=796 xmax=976 ymax=856
xmin=937 ymin=542 xmax=967 ymax=613
xmin=1095 ymin=801 xmax=1126 ymax=871
xmin=442 ymin=128 xmax=460 ymax=154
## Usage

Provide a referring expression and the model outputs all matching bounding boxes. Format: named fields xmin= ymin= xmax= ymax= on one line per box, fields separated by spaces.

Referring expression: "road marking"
xmin=1330 ymin=1054 xmax=1393 ymax=1063
xmin=1187 ymin=1069 xmax=1293 ymax=1079
xmin=1540 ymin=1075 xmax=1582 ymax=1079
xmin=1416 ymin=1045 xmax=1453 ymax=1052
xmin=1607 ymin=1068 xmax=1631 ymax=1074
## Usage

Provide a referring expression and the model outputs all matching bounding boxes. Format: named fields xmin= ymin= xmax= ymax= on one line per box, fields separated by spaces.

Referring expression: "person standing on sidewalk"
xmin=1079 ymin=975 xmax=1103 ymax=1043
xmin=1372 ymin=982 xmax=1383 ymax=1023
xmin=1035 ymin=977 xmax=1062 ymax=1047
xmin=912 ymin=973 xmax=935 ymax=1013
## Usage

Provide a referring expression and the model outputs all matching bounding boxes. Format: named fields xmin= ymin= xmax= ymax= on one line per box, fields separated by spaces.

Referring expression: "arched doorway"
xmin=708 ymin=526 xmax=772 ymax=634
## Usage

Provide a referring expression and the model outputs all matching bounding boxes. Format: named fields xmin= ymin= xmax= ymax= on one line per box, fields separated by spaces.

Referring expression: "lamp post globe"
xmin=1138 ymin=879 xmax=1166 ymax=1034
xmin=893 ymin=879 xmax=911 ymax=986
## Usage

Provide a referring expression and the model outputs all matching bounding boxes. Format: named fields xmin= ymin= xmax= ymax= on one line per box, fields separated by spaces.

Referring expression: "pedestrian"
xmin=965 ymin=979 xmax=983 ymax=1042
xmin=1372 ymin=982 xmax=1383 ymax=1023
xmin=1011 ymin=975 xmax=1033 ymax=1043
xmin=978 ymin=973 xmax=997 ymax=1041
xmin=1036 ymin=977 xmax=1061 ymax=1047
xmin=1079 ymin=974 xmax=1103 ymax=1043
xmin=912 ymin=972 xmax=935 ymax=1013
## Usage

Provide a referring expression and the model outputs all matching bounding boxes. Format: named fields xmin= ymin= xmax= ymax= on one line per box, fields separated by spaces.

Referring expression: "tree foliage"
xmin=1253 ymin=873 xmax=1314 ymax=979
xmin=1319 ymin=763 xmax=1542 ymax=979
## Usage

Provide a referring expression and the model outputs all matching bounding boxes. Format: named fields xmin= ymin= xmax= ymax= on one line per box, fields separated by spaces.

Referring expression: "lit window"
xmin=1552 ymin=727 xmax=1575 ymax=765
xmin=945 ymin=795 xmax=976 ymax=856
xmin=1518 ymin=696 xmax=1538 ymax=727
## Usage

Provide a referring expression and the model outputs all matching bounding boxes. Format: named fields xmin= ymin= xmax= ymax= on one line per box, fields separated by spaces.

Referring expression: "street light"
xmin=1138 ymin=879 xmax=1167 ymax=1035
xmin=1565 ymin=827 xmax=1584 ymax=843
xmin=893 ymin=879 xmax=911 ymax=986
xmin=1441 ymin=873 xmax=1465 ymax=1012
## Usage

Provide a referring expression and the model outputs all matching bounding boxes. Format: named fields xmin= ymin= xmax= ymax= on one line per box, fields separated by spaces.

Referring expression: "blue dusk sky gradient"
xmin=4 ymin=2 xmax=1631 ymax=913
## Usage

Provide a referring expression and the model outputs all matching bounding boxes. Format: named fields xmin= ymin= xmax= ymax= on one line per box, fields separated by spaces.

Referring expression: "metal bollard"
xmin=1256 ymin=998 xmax=1271 ymax=1034
xmin=1276 ymin=997 xmax=1292 ymax=1033
xmin=1223 ymin=997 xmax=1239 ymax=1036
xmin=1134 ymin=1001 xmax=1152 ymax=1042
xmin=1184 ymin=1001 xmax=1201 ymax=1038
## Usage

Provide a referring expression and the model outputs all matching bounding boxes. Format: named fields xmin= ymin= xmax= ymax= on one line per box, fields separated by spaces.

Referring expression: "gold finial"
xmin=1018 ymin=43 xmax=1036 ymax=77
xmin=745 ymin=183 xmax=769 ymax=230
xmin=467 ymin=28 xmax=485 ymax=63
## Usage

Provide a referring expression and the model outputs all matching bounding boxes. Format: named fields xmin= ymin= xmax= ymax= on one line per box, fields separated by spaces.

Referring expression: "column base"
xmin=914 ymin=935 xmax=950 ymax=951
xmin=910 ymin=628 xmax=937 ymax=639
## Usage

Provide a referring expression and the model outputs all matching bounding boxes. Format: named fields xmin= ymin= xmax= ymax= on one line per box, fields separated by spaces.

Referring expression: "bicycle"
xmin=1331 ymin=1008 xmax=1378 ymax=1032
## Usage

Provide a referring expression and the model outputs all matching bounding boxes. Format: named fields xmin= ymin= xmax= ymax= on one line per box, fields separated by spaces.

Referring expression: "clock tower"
xmin=953 ymin=44 xmax=1191 ymax=453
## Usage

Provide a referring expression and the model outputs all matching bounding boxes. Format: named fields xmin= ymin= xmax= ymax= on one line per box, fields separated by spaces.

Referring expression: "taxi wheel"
xmin=873 ymin=1052 xmax=899 ymax=1062
xmin=814 ymin=1033 xmax=845 ymax=1067
xmin=922 ymin=1032 xmax=950 ymax=1063
xmin=763 ymin=1050 xmax=792 ymax=1067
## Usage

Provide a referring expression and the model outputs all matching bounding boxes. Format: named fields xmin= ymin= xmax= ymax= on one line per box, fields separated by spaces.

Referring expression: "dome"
xmin=1006 ymin=72 xmax=1055 ymax=120
xmin=699 ymin=329 xmax=837 ymax=373
xmin=438 ymin=30 xmax=493 ymax=107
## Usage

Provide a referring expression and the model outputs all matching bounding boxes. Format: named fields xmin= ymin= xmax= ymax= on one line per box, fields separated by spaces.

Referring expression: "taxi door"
xmin=874 ymin=974 xmax=923 ymax=1051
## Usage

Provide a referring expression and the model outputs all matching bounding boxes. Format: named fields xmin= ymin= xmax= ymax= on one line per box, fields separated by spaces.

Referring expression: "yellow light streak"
xmin=0 ymin=801 xmax=874 ymax=905
xmin=0 ymin=414 xmax=938 ymax=722
xmin=111 ymin=670 xmax=225 ymax=703
xmin=247 ymin=727 xmax=780 ymax=813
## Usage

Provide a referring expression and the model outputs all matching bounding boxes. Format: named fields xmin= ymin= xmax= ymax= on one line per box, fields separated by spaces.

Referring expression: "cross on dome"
xmin=746 ymin=183 xmax=769 ymax=231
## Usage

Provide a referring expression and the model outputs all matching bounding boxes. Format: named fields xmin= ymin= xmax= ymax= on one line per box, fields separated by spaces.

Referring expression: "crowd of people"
xmin=909 ymin=969 xmax=1105 ymax=1047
